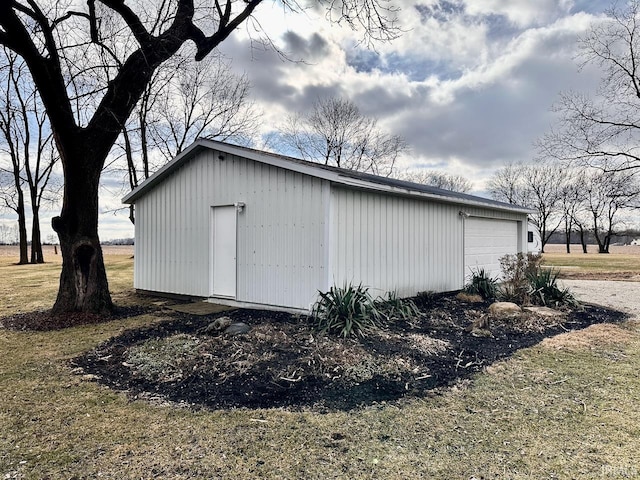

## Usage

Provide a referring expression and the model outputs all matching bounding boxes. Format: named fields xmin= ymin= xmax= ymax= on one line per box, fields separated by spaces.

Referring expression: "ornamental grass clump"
xmin=528 ymin=267 xmax=579 ymax=308
xmin=464 ymin=268 xmax=498 ymax=301
xmin=375 ymin=291 xmax=420 ymax=320
xmin=312 ymin=284 xmax=419 ymax=338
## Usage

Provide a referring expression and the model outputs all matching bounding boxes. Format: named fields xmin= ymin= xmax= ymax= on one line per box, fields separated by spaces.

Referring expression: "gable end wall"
xmin=134 ymin=149 xmax=328 ymax=309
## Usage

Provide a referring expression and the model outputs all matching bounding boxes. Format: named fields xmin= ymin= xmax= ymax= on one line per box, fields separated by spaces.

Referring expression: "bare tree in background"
xmin=489 ymin=162 xmax=565 ymax=253
xmin=150 ymin=54 xmax=258 ymax=161
xmin=487 ymin=162 xmax=527 ymax=205
xmin=557 ymin=171 xmax=587 ymax=253
xmin=112 ymin=52 xmax=259 ymax=224
xmin=0 ymin=48 xmax=58 ymax=264
xmin=397 ymin=170 xmax=472 ymax=192
xmin=0 ymin=170 xmax=27 ymax=262
xmin=583 ymin=169 xmax=640 ymax=253
xmin=0 ymin=0 xmax=401 ymax=315
xmin=539 ymin=1 xmax=640 ymax=175
xmin=0 ymin=51 xmax=28 ymax=264
xmin=0 ymin=223 xmax=19 ymax=245
xmin=279 ymin=97 xmax=406 ymax=176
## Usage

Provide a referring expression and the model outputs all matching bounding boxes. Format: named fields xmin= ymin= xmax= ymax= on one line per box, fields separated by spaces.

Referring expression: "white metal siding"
xmin=464 ymin=217 xmax=519 ymax=280
xmin=330 ymin=188 xmax=464 ymax=296
xmin=134 ymin=150 xmax=327 ymax=309
xmin=133 ymin=149 xmax=530 ymax=308
xmin=329 ymin=188 xmax=528 ymax=297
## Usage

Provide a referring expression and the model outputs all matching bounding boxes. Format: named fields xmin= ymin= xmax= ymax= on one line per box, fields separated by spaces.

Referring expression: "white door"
xmin=210 ymin=205 xmax=237 ymax=297
xmin=464 ymin=217 xmax=518 ymax=281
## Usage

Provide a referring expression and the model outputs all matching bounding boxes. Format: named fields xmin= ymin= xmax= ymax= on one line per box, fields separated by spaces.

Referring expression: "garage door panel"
xmin=464 ymin=218 xmax=518 ymax=281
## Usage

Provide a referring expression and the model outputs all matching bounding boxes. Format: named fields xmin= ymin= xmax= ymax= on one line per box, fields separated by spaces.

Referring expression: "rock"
xmin=201 ymin=316 xmax=233 ymax=334
xmin=81 ymin=374 xmax=100 ymax=382
xmin=224 ymin=322 xmax=251 ymax=336
xmin=488 ymin=302 xmax=522 ymax=316
xmin=523 ymin=306 xmax=566 ymax=318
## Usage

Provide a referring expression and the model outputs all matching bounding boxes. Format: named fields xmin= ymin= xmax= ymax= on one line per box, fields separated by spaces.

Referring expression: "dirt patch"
xmin=543 ymin=244 xmax=640 ymax=255
xmin=557 ymin=271 xmax=640 ymax=281
xmin=71 ymin=294 xmax=625 ymax=411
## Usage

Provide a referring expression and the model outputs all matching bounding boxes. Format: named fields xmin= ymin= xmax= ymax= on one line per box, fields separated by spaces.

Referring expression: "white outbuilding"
xmin=123 ymin=140 xmax=532 ymax=311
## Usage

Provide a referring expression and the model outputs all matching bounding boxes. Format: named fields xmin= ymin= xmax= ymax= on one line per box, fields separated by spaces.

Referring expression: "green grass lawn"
xmin=1 ymin=251 xmax=640 ymax=478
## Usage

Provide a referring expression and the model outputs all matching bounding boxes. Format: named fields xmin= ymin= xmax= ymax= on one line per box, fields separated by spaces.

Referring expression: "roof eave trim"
xmin=122 ymin=139 xmax=534 ymax=215
xmin=335 ymin=176 xmax=534 ymax=214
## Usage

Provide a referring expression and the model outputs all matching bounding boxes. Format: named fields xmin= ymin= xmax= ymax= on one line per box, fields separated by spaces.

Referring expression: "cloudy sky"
xmin=220 ymin=0 xmax=610 ymax=175
xmin=0 ymin=0 xmax=616 ymax=242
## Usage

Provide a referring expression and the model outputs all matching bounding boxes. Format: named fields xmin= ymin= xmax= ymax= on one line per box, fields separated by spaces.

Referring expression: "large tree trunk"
xmin=16 ymin=191 xmax=28 ymax=265
xmin=51 ymin=158 xmax=112 ymax=315
xmin=578 ymin=227 xmax=588 ymax=253
xmin=595 ymin=234 xmax=609 ymax=253
xmin=30 ymin=204 xmax=44 ymax=264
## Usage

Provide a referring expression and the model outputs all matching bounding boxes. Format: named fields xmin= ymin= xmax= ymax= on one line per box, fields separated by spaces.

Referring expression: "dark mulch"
xmin=70 ymin=293 xmax=627 ymax=412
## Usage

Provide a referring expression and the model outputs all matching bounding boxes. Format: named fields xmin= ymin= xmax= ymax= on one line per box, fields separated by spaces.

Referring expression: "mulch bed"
xmin=60 ymin=293 xmax=626 ymax=412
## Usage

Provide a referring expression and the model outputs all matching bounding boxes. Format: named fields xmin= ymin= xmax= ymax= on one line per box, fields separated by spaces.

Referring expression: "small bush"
xmin=312 ymin=285 xmax=419 ymax=338
xmin=498 ymin=253 xmax=543 ymax=305
xmin=375 ymin=291 xmax=420 ymax=320
xmin=528 ymin=267 xmax=578 ymax=308
xmin=414 ymin=290 xmax=437 ymax=309
xmin=464 ymin=268 xmax=498 ymax=301
xmin=455 ymin=292 xmax=484 ymax=303
xmin=312 ymin=283 xmax=384 ymax=338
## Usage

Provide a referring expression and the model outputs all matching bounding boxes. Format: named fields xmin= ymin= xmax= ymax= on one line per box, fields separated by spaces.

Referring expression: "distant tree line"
xmin=489 ymin=2 xmax=640 ymax=254
xmin=489 ymin=162 xmax=639 ymax=253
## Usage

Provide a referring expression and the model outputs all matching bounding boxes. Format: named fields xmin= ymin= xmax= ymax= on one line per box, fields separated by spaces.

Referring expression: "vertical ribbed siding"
xmin=133 ymin=150 xmax=327 ymax=309
xmin=329 ymin=188 xmax=462 ymax=296
xmin=329 ymin=188 xmax=528 ymax=296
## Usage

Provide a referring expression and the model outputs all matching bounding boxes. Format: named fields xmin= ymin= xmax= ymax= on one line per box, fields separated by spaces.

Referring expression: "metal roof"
xmin=122 ymin=139 xmax=533 ymax=214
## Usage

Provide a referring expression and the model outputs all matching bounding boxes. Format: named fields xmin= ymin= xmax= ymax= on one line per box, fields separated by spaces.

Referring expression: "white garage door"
xmin=464 ymin=217 xmax=518 ymax=281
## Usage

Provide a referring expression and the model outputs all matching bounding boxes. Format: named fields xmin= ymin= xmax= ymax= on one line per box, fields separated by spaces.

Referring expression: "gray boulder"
xmin=224 ymin=322 xmax=251 ymax=336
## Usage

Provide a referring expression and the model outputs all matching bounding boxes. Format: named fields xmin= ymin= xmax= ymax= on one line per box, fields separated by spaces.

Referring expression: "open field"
xmin=543 ymin=244 xmax=640 ymax=281
xmin=0 ymin=246 xmax=134 ymax=318
xmin=1 ymin=247 xmax=640 ymax=478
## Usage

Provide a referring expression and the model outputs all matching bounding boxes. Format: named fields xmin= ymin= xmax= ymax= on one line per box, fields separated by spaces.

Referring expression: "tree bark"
xmin=30 ymin=204 xmax=44 ymax=263
xmin=578 ymin=227 xmax=588 ymax=253
xmin=16 ymin=190 xmax=28 ymax=265
xmin=51 ymin=153 xmax=112 ymax=314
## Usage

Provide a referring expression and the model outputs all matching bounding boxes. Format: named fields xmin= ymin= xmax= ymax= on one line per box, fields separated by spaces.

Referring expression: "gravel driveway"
xmin=562 ymin=280 xmax=640 ymax=321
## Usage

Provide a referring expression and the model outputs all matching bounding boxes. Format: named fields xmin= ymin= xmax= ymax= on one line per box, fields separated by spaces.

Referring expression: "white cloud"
xmin=462 ymin=0 xmax=574 ymax=27
xmin=2 ymin=3 xmax=615 ymax=239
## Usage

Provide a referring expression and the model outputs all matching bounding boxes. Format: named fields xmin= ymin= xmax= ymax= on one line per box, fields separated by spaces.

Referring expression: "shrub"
xmin=312 ymin=283 xmax=384 ymax=338
xmin=497 ymin=253 xmax=543 ymax=305
xmin=414 ymin=290 xmax=437 ymax=309
xmin=527 ymin=267 xmax=578 ymax=308
xmin=464 ymin=268 xmax=498 ymax=301
xmin=375 ymin=291 xmax=420 ymax=320
xmin=312 ymin=284 xmax=419 ymax=338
